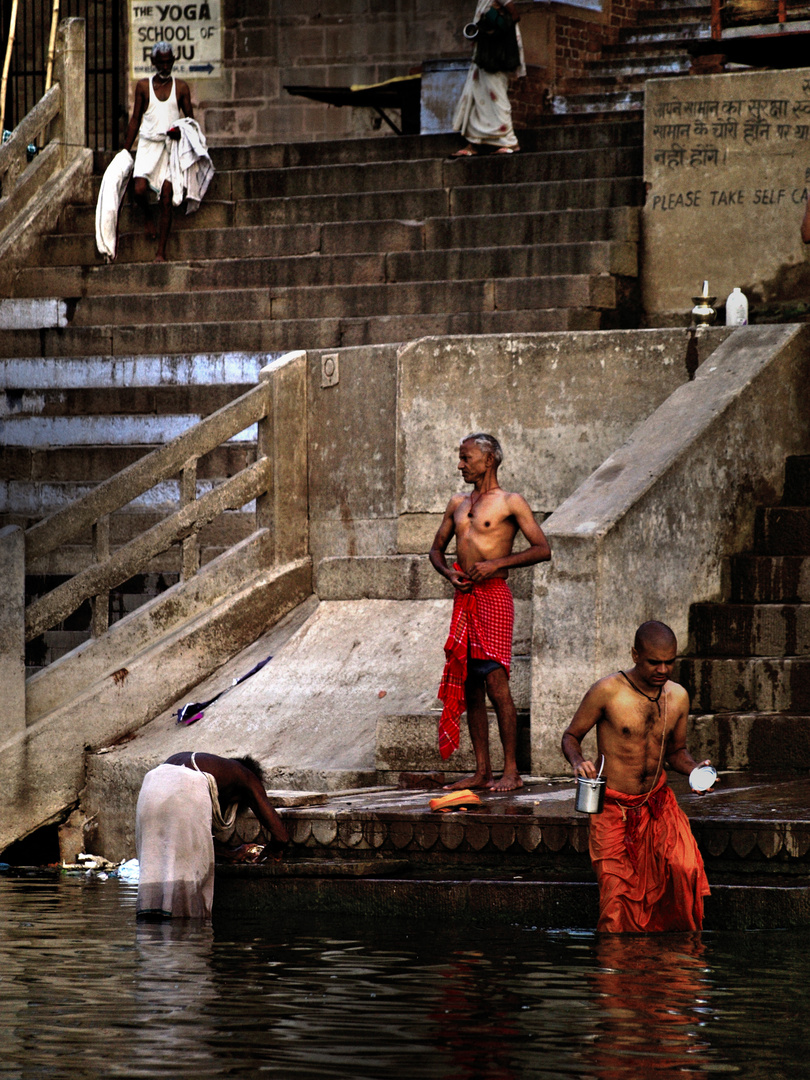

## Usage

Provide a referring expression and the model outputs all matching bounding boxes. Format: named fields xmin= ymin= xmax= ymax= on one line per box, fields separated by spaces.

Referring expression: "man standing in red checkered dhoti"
xmin=430 ymin=433 xmax=551 ymax=792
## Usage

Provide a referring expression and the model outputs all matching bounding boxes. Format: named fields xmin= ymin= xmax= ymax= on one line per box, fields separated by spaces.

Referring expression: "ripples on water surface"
xmin=0 ymin=872 xmax=808 ymax=1079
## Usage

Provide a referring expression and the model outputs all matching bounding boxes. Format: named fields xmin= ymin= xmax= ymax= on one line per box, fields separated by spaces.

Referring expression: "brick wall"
xmin=555 ymin=0 xmax=657 ymax=83
xmin=186 ymin=0 xmax=655 ymax=145
xmin=197 ymin=0 xmax=471 ymax=145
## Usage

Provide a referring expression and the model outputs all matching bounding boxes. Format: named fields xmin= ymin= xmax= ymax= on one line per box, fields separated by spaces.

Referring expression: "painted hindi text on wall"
xmin=643 ymin=69 xmax=810 ymax=318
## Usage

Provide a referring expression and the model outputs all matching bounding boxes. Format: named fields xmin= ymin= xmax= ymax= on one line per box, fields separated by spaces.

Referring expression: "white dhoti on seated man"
xmin=122 ymin=41 xmax=213 ymax=262
xmin=135 ymin=752 xmax=290 ymax=920
xmin=452 ymin=0 xmax=525 ymax=155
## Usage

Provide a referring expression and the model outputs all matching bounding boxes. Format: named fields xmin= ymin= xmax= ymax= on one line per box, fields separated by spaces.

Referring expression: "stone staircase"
xmin=1 ymin=123 xmax=644 ymax=359
xmin=0 ymin=354 xmax=267 ymax=672
xmin=684 ymin=455 xmax=810 ymax=770
xmin=1 ymin=118 xmax=644 ymax=669
xmin=553 ymin=0 xmax=711 ymax=116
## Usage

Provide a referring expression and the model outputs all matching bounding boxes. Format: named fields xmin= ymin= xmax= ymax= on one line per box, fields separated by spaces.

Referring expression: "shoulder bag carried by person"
xmin=473 ymin=4 xmax=520 ymax=74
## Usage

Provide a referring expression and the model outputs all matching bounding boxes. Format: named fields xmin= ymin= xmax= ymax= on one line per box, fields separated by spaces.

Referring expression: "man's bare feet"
xmin=153 ymin=253 xmax=167 ymax=263
xmin=443 ymin=772 xmax=492 ymax=791
xmin=487 ymin=770 xmax=523 ymax=792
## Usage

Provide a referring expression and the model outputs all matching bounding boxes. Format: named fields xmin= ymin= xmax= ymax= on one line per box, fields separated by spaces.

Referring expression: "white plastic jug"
xmin=725 ymin=287 xmax=748 ymax=326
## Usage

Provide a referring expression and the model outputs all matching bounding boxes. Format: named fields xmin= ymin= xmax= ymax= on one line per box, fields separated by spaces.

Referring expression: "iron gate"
xmin=1 ymin=0 xmax=123 ymax=151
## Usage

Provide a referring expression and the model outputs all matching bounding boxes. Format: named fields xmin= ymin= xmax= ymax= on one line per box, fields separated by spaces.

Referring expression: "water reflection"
xmin=584 ymin=934 xmax=712 ymax=1079
xmin=430 ymin=952 xmax=522 ymax=1080
xmin=131 ymin=921 xmax=216 ymax=1077
xmin=1 ymin=873 xmax=809 ymax=1078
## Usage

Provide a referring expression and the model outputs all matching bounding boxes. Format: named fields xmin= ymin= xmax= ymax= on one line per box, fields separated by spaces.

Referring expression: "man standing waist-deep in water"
xmin=561 ymin=621 xmax=713 ymax=932
xmin=429 ymin=433 xmax=550 ymax=791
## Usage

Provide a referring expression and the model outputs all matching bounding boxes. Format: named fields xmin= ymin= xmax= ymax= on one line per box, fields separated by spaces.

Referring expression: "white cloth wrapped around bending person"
xmin=135 ymin=756 xmax=237 ymax=919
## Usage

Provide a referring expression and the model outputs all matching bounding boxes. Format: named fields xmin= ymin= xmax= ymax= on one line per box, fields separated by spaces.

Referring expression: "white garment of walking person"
xmin=453 ymin=0 xmax=525 ymax=150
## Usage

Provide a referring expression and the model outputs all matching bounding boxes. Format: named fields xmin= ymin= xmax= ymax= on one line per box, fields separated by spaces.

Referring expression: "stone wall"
xmin=196 ymin=0 xmax=470 ymax=145
xmin=186 ymin=0 xmax=655 ymax=144
xmin=306 ymin=329 xmax=730 ymax=568
xmin=531 ymin=323 xmax=810 ymax=771
xmin=643 ymin=68 xmax=810 ymax=323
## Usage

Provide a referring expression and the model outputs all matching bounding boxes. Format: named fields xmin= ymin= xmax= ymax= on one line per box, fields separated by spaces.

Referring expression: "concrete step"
xmin=0 ymin=305 xmax=607 ymax=359
xmin=729 ymin=555 xmax=810 ymax=603
xmin=87 ymin=123 xmax=640 ymax=182
xmin=35 ymin=206 xmax=641 ymax=270
xmin=4 ymin=507 xmax=255 ymax=547
xmin=755 ymin=506 xmax=810 ymax=556
xmin=47 ymin=261 xmax=633 ymax=327
xmin=615 ymin=25 xmax=710 ymax=47
xmin=22 ymin=541 xmax=223 ymax=577
xmin=582 ymin=55 xmax=692 ymax=81
xmin=0 ymin=351 xmax=274 ymax=389
xmin=678 ymin=656 xmax=810 ymax=713
xmin=61 ymin=196 xmax=234 ymax=236
xmin=61 ymin=175 xmax=642 ymax=235
xmin=450 ymin=176 xmax=643 ymax=216
xmin=215 ymin=868 xmax=810 ymax=931
xmin=0 ymin=411 xmax=256 ymax=448
xmin=202 ymin=121 xmax=644 ymax=170
xmin=690 ymin=602 xmax=810 ymax=657
xmin=689 ymin=712 xmax=810 ymax=770
xmin=108 ymin=148 xmax=639 ymax=204
xmin=217 ymin=773 xmax=810 ymax=888
xmin=0 ymin=384 xmax=252 ymax=417
xmin=375 ymin=700 xmax=532 ymax=775
xmin=552 ymin=92 xmax=644 ymax=116
xmin=635 ymin=4 xmax=711 ymax=26
xmin=783 ymin=455 xmax=810 ymax=506
xmin=2 ymin=475 xmax=258 ymax=518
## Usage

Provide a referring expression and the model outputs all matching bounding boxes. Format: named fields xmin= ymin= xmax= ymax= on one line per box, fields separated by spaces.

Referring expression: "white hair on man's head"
xmin=151 ymin=41 xmax=174 ymax=61
xmin=461 ymin=432 xmax=503 ymax=466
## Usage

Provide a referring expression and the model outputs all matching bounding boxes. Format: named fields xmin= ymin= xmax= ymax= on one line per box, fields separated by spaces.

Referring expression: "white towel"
xmin=167 ymin=117 xmax=215 ymax=213
xmin=94 ymin=148 xmax=133 ymax=261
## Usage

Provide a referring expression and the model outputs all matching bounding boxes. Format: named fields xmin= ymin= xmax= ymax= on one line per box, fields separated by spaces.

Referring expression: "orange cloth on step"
xmin=589 ymin=771 xmax=710 ymax=933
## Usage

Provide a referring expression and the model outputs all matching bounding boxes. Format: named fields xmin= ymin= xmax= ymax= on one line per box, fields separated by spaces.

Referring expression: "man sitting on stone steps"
xmin=123 ymin=42 xmax=196 ymax=263
xmin=429 ymin=433 xmax=551 ymax=792
xmin=561 ymin=621 xmax=713 ymax=933
xmin=135 ymin=752 xmax=289 ymax=919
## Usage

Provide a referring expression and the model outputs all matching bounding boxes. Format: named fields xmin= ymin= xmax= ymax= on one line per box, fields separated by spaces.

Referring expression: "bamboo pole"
xmin=44 ymin=0 xmax=61 ymax=92
xmin=0 ymin=0 xmax=20 ymax=135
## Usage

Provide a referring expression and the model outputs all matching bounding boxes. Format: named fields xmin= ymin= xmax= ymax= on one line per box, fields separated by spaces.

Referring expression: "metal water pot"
xmin=575 ymin=755 xmax=606 ymax=814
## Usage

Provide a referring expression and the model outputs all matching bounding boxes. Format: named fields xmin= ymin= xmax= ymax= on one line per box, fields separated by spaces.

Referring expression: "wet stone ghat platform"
xmin=216 ymin=773 xmax=810 ymax=931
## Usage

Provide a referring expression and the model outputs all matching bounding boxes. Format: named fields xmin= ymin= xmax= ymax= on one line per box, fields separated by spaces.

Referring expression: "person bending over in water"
xmin=136 ymin=751 xmax=288 ymax=920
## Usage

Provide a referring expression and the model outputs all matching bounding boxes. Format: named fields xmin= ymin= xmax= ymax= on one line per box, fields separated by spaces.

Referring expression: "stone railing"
xmin=25 ymin=388 xmax=270 ymax=643
xmin=530 ymin=323 xmax=810 ymax=772
xmin=0 ymin=351 xmax=310 ymax=743
xmin=0 ymin=17 xmax=91 ymax=268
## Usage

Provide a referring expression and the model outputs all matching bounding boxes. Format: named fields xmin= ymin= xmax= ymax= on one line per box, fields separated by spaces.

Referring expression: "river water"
xmin=1 ymin=870 xmax=807 ymax=1079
